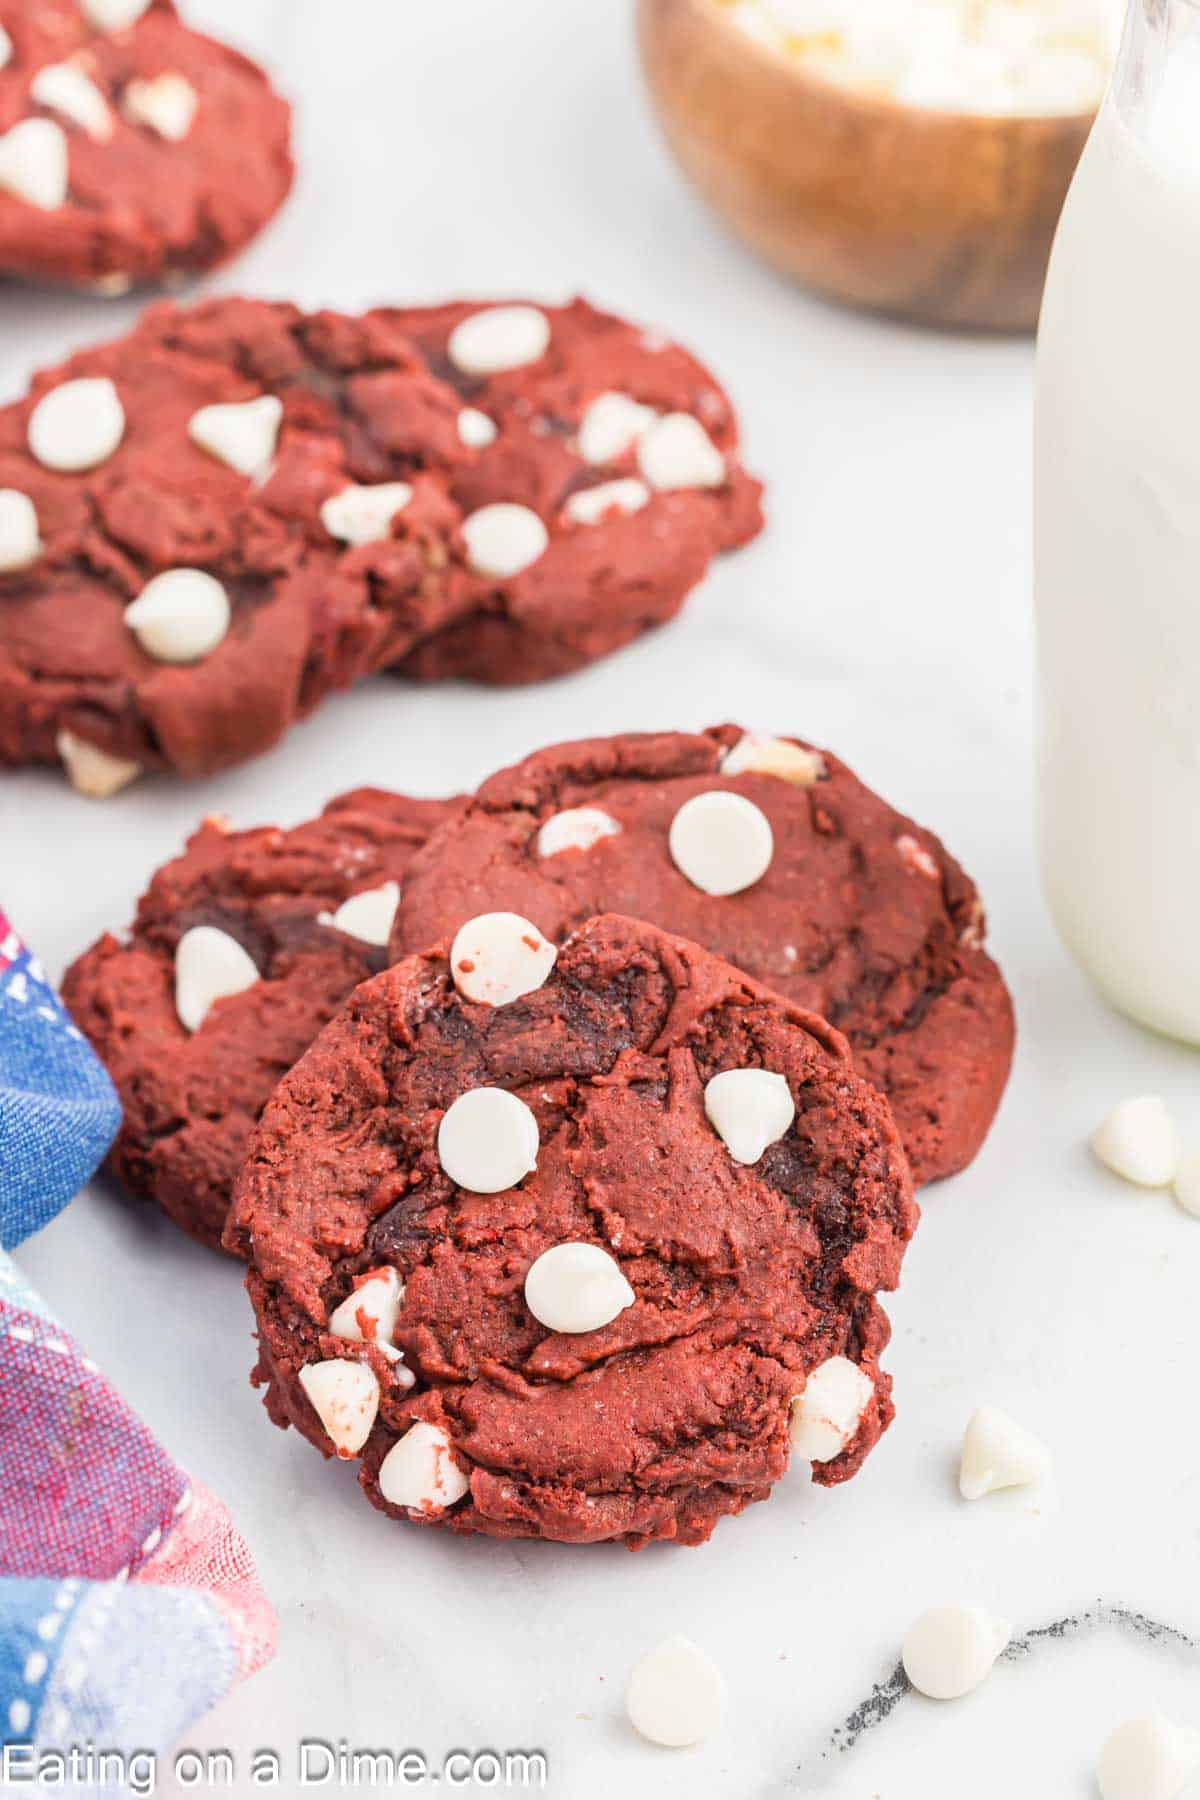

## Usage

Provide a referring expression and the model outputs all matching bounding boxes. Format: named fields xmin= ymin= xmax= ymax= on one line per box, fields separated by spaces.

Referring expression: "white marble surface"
xmin=5 ymin=2 xmax=1200 ymax=1796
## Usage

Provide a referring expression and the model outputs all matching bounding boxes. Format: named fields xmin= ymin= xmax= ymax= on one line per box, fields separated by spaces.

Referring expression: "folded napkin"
xmin=0 ymin=909 xmax=275 ymax=1778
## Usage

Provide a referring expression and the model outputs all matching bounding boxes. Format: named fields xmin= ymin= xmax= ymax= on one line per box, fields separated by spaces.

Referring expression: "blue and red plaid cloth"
xmin=0 ymin=910 xmax=275 ymax=1782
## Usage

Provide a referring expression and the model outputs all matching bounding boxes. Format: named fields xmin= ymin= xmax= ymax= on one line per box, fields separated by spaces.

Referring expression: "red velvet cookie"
xmin=0 ymin=296 xmax=762 ymax=786
xmin=61 ymin=787 xmax=460 ymax=1250
xmin=390 ymin=728 xmax=1015 ymax=1186
xmin=226 ymin=912 xmax=917 ymax=1548
xmin=0 ymin=0 xmax=292 ymax=288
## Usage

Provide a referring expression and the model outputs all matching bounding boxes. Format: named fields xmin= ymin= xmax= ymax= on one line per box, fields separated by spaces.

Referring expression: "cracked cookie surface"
xmin=390 ymin=728 xmax=1015 ymax=1185
xmin=61 ymin=786 xmax=459 ymax=1249
xmin=226 ymin=913 xmax=916 ymax=1548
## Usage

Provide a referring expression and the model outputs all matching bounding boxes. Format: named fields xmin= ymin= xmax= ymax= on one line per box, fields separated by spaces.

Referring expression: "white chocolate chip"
xmin=524 ymin=1242 xmax=635 ymax=1335
xmin=0 ymin=25 xmax=11 ymax=70
xmin=565 ymin=478 xmax=651 ymax=526
xmin=1173 ymin=1152 xmax=1200 ymax=1219
xmin=669 ymin=790 xmax=774 ymax=896
xmin=298 ymin=1359 xmax=380 ymax=1458
xmin=124 ymin=569 xmax=230 ymax=663
xmin=0 ymin=490 xmax=40 ymax=573
xmin=1098 ymin=1715 xmax=1200 ymax=1800
xmin=789 ymin=1356 xmax=874 ymax=1463
xmin=638 ymin=412 xmax=725 ymax=491
xmin=897 ymin=833 xmax=940 ymax=879
xmin=704 ymin=1068 xmax=794 ymax=1165
xmin=174 ymin=925 xmax=259 ymax=1033
xmin=320 ymin=481 xmax=413 ymax=547
xmin=461 ymin=502 xmax=548 ymax=579
xmin=121 ymin=72 xmax=197 ymax=141
xmin=188 ymin=394 xmax=282 ymax=479
xmin=320 ymin=881 xmax=400 ymax=948
xmin=329 ymin=1268 xmax=409 ymax=1373
xmin=625 ymin=1636 xmax=725 ymax=1749
xmin=437 ymin=1087 xmax=539 ymax=1193
xmin=959 ymin=1405 xmax=1050 ymax=1501
xmin=457 ymin=407 xmax=497 ymax=448
xmin=721 ymin=732 xmax=825 ymax=788
xmin=536 ymin=807 xmax=621 ymax=858
xmin=0 ymin=119 xmax=68 ymax=210
xmin=28 ymin=376 xmax=124 ymax=472
xmin=447 ymin=305 xmax=550 ymax=376
xmin=450 ymin=912 xmax=556 ymax=1007
xmin=901 ymin=1607 xmax=1011 ymax=1701
xmin=31 ymin=63 xmax=113 ymax=140
xmin=577 ymin=392 xmax=657 ymax=465
xmin=1091 ymin=1095 xmax=1179 ymax=1188
xmin=82 ymin=0 xmax=152 ymax=25
xmin=56 ymin=729 xmax=141 ymax=798
xmin=378 ymin=1421 xmax=468 ymax=1512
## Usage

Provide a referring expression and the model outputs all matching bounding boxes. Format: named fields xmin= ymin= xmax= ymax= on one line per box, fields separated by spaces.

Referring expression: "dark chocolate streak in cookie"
xmin=0 ymin=0 xmax=292 ymax=287
xmin=227 ymin=914 xmax=917 ymax=1548
xmin=390 ymin=728 xmax=1015 ymax=1186
xmin=61 ymin=788 xmax=459 ymax=1250
xmin=0 ymin=296 xmax=762 ymax=780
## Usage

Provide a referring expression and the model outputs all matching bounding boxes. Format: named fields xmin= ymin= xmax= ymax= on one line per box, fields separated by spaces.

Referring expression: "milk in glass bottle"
xmin=1036 ymin=0 xmax=1200 ymax=1039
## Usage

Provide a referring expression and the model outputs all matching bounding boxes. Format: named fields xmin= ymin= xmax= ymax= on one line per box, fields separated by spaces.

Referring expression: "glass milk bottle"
xmin=1036 ymin=0 xmax=1200 ymax=1040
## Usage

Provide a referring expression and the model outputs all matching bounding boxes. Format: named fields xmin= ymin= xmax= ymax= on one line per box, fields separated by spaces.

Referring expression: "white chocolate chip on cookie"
xmin=298 ymin=1359 xmax=380 ymax=1458
xmin=320 ymin=881 xmax=400 ymax=948
xmin=524 ymin=1242 xmax=635 ymax=1334
xmin=536 ymin=807 xmax=621 ymax=858
xmin=124 ymin=569 xmax=230 ymax=663
xmin=577 ymin=392 xmax=657 ymax=465
xmin=378 ymin=1421 xmax=468 ymax=1511
xmin=669 ymin=791 xmax=773 ymax=896
xmin=188 ymin=394 xmax=282 ymax=478
xmin=448 ymin=305 xmax=550 ymax=376
xmin=638 ymin=412 xmax=725 ymax=491
xmin=722 ymin=733 xmax=825 ymax=787
xmin=28 ymin=377 xmax=124 ymax=471
xmin=122 ymin=72 xmax=198 ymax=141
xmin=31 ymin=63 xmax=113 ymax=140
xmin=461 ymin=502 xmax=548 ymax=579
xmin=320 ymin=482 xmax=413 ymax=547
xmin=565 ymin=478 xmax=650 ymax=525
xmin=789 ymin=1357 xmax=873 ymax=1463
xmin=704 ymin=1068 xmax=794 ymax=1165
xmin=82 ymin=0 xmax=152 ymax=26
xmin=457 ymin=407 xmax=497 ymax=448
xmin=0 ymin=119 xmax=68 ymax=210
xmin=0 ymin=490 xmax=40 ymax=573
xmin=174 ymin=925 xmax=259 ymax=1032
xmin=56 ymin=730 xmax=141 ymax=799
xmin=437 ymin=1087 xmax=539 ymax=1193
xmin=450 ymin=912 xmax=556 ymax=1007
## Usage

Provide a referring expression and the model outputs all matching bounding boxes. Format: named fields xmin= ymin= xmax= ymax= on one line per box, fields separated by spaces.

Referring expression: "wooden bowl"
xmin=636 ymin=0 xmax=1097 ymax=332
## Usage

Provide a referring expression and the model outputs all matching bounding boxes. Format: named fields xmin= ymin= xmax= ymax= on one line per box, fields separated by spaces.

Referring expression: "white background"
xmin=6 ymin=3 xmax=1200 ymax=1796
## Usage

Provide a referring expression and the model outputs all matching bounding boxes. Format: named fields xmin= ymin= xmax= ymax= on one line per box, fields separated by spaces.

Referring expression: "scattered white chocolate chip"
xmin=174 ymin=925 xmax=259 ymax=1033
xmin=56 ymin=729 xmax=141 ymax=798
xmin=0 ymin=490 xmax=40 ymax=573
xmin=121 ymin=72 xmax=198 ymax=141
xmin=1091 ymin=1095 xmax=1179 ymax=1188
xmin=704 ymin=1068 xmax=794 ymax=1165
xmin=0 ymin=118 xmax=68 ymax=210
xmin=0 ymin=25 xmax=11 ymax=70
xmin=450 ymin=911 xmax=556 ymax=1008
xmin=897 ymin=832 xmax=940 ymax=879
xmin=320 ymin=481 xmax=413 ymax=547
xmin=565 ymin=478 xmax=651 ymax=526
xmin=457 ymin=407 xmax=497 ymax=448
xmin=320 ymin=881 xmax=399 ymax=948
xmin=959 ymin=1405 xmax=1050 ymax=1501
xmin=298 ymin=1359 xmax=380 ymax=1458
xmin=577 ymin=392 xmax=657 ymax=465
xmin=30 ymin=63 xmax=113 ymax=140
xmin=638 ymin=412 xmax=725 ymax=491
xmin=82 ymin=0 xmax=152 ymax=25
xmin=1098 ymin=1714 xmax=1200 ymax=1800
xmin=437 ymin=1087 xmax=539 ymax=1194
xmin=669 ymin=790 xmax=774 ymax=896
xmin=329 ymin=1268 xmax=409 ymax=1374
xmin=378 ymin=1420 xmax=468 ymax=1511
xmin=124 ymin=568 xmax=230 ymax=663
xmin=188 ymin=394 xmax=282 ymax=478
xmin=789 ymin=1356 xmax=873 ymax=1462
xmin=901 ymin=1606 xmax=1011 ymax=1701
xmin=536 ymin=807 xmax=621 ymax=858
xmin=447 ymin=305 xmax=550 ymax=376
xmin=625 ymin=1636 xmax=725 ymax=1749
xmin=722 ymin=732 xmax=825 ymax=787
xmin=28 ymin=377 xmax=124 ymax=472
xmin=1173 ymin=1152 xmax=1200 ymax=1219
xmin=524 ymin=1242 xmax=635 ymax=1335
xmin=461 ymin=502 xmax=548 ymax=579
